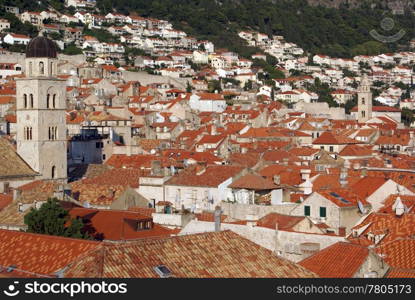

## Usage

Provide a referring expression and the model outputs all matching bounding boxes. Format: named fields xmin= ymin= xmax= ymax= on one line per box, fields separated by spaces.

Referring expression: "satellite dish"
xmin=358 ymin=201 xmax=367 ymax=214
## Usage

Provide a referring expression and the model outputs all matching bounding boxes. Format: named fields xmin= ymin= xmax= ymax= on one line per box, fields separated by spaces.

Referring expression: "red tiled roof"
xmin=229 ymin=173 xmax=278 ymax=190
xmin=0 ymin=229 xmax=100 ymax=276
xmin=351 ymin=106 xmax=401 ymax=112
xmin=317 ymin=188 xmax=368 ymax=207
xmin=68 ymin=208 xmax=174 ymax=241
xmin=166 ymin=165 xmax=244 ymax=187
xmin=313 ymin=131 xmax=359 ymax=145
xmin=387 ymin=268 xmax=415 ymax=278
xmin=351 ymin=177 xmax=388 ymax=199
xmin=299 ymin=242 xmax=369 ymax=278
xmin=349 ymin=213 xmax=415 ymax=246
xmin=257 ymin=213 xmax=306 ymax=230
xmin=64 ymin=230 xmax=317 ymax=278
xmin=196 ymin=93 xmax=224 ymax=101
xmin=379 ymin=194 xmax=415 ymax=214
xmin=105 ymin=154 xmax=157 ymax=169
xmin=82 ymin=168 xmax=142 ymax=188
xmin=4 ymin=114 xmax=16 ymax=123
xmin=0 ymin=96 xmax=15 ymax=104
xmin=197 ymin=134 xmax=225 ymax=144
xmin=0 ymin=194 xmax=12 ymax=211
xmin=339 ymin=145 xmax=374 ymax=157
xmin=376 ymin=239 xmax=415 ymax=269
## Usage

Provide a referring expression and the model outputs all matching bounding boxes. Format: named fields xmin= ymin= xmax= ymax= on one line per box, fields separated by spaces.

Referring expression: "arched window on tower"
xmin=50 ymin=62 xmax=53 ymax=76
xmin=362 ymin=98 xmax=365 ymax=105
xmin=46 ymin=94 xmax=50 ymax=108
xmin=23 ymin=94 xmax=27 ymax=108
xmin=24 ymin=127 xmax=32 ymax=140
xmin=29 ymin=94 xmax=34 ymax=108
xmin=52 ymin=94 xmax=56 ymax=108
xmin=48 ymin=126 xmax=57 ymax=140
xmin=39 ymin=62 xmax=44 ymax=75
xmin=51 ymin=166 xmax=56 ymax=179
xmin=362 ymin=111 xmax=366 ymax=118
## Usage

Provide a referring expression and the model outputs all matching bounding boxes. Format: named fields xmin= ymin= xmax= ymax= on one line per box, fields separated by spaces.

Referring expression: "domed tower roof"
xmin=25 ymin=35 xmax=57 ymax=59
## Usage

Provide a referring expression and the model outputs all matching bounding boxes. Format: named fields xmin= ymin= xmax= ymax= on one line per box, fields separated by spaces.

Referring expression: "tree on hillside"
xmin=24 ymin=198 xmax=91 ymax=240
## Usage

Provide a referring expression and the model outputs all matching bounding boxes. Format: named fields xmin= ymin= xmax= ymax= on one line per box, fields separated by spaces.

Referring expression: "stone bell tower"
xmin=357 ymin=74 xmax=372 ymax=123
xmin=16 ymin=33 xmax=67 ymax=181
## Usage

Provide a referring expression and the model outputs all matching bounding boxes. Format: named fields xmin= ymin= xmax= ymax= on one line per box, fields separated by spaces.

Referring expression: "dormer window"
xmin=136 ymin=220 xmax=153 ymax=231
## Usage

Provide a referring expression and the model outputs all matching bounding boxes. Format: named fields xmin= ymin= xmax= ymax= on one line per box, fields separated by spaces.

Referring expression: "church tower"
xmin=16 ymin=34 xmax=67 ymax=181
xmin=357 ymin=74 xmax=372 ymax=123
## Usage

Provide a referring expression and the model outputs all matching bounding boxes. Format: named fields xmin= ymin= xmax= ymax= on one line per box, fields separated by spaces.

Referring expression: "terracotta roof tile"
xmin=0 ymin=229 xmax=100 ymax=276
xmin=229 ymin=173 xmax=278 ymax=190
xmin=0 ymin=138 xmax=37 ymax=178
xmin=166 ymin=165 xmax=244 ymax=187
xmin=299 ymin=242 xmax=369 ymax=277
xmin=68 ymin=208 xmax=174 ymax=241
xmin=65 ymin=231 xmax=317 ymax=278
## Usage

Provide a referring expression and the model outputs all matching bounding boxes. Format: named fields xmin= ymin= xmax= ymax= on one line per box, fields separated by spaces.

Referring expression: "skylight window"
xmin=154 ymin=265 xmax=173 ymax=278
xmin=330 ymin=192 xmax=350 ymax=204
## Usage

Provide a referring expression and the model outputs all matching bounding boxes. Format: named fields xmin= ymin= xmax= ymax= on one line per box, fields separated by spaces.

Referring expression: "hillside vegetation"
xmin=96 ymin=0 xmax=415 ymax=58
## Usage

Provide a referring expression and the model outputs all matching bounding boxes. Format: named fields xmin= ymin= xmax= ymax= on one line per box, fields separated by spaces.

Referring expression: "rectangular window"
xmin=329 ymin=146 xmax=334 ymax=152
xmin=320 ymin=207 xmax=327 ymax=218
xmin=304 ymin=205 xmax=310 ymax=216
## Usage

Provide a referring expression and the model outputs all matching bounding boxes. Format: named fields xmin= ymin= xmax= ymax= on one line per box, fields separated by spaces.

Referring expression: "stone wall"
xmin=220 ymin=202 xmax=298 ymax=220
xmin=180 ymin=219 xmax=345 ymax=262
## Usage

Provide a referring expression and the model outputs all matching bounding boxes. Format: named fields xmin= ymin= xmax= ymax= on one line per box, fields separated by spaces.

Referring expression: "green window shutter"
xmin=304 ymin=205 xmax=310 ymax=216
xmin=320 ymin=207 xmax=327 ymax=218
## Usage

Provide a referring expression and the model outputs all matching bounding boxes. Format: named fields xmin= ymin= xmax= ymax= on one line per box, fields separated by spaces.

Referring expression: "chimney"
xmin=211 ymin=124 xmax=217 ymax=136
xmin=108 ymin=189 xmax=116 ymax=198
xmin=302 ymin=179 xmax=313 ymax=195
xmin=339 ymin=168 xmax=348 ymax=186
xmin=338 ymin=227 xmax=346 ymax=237
xmin=13 ymin=188 xmax=21 ymax=202
xmin=273 ymin=175 xmax=281 ymax=185
xmin=214 ymin=206 xmax=222 ymax=232
xmin=246 ymin=214 xmax=258 ymax=227
xmin=394 ymin=196 xmax=405 ymax=216
xmin=0 ymin=182 xmax=6 ymax=194
xmin=196 ymin=164 xmax=207 ymax=175
xmin=343 ymin=159 xmax=351 ymax=169
xmin=300 ymin=169 xmax=311 ymax=181
xmin=151 ymin=160 xmax=162 ymax=176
